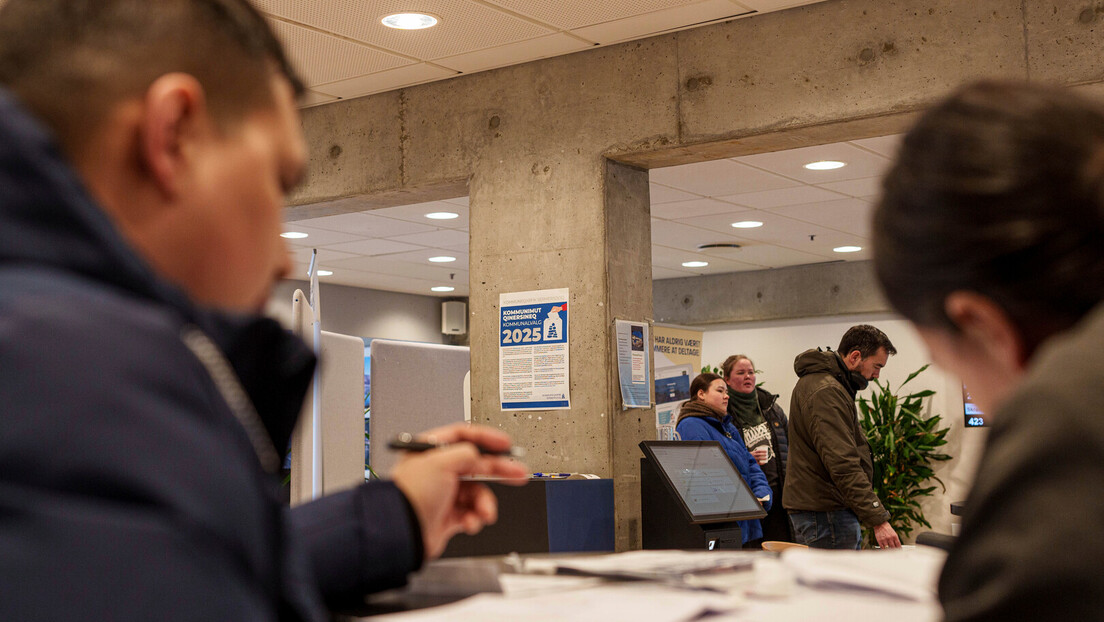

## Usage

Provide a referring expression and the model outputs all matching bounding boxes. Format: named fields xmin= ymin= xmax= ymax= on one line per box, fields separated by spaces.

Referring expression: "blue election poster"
xmin=499 ymin=288 xmax=570 ymax=410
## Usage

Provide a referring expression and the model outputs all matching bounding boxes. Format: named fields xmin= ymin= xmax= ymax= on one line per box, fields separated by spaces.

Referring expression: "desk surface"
xmin=357 ymin=548 xmax=944 ymax=622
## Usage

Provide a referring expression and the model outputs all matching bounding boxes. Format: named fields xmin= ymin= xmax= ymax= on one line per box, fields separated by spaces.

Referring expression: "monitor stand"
xmin=640 ymin=457 xmax=742 ymax=550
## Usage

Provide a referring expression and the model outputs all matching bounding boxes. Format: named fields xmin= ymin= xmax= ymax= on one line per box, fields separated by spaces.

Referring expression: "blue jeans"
xmin=788 ymin=510 xmax=862 ymax=550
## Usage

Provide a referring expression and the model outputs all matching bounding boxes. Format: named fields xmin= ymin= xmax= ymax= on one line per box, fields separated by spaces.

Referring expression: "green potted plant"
xmin=858 ymin=364 xmax=952 ymax=547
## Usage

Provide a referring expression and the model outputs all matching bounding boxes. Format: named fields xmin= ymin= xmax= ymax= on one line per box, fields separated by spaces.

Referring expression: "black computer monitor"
xmin=639 ymin=440 xmax=766 ymax=524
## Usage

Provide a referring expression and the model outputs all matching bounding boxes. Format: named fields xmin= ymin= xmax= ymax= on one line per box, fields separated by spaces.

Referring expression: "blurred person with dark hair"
xmin=676 ymin=373 xmax=773 ymax=547
xmin=0 ymin=1 xmax=526 ymax=620
xmin=721 ymin=354 xmax=792 ymax=546
xmin=873 ymin=80 xmax=1104 ymax=621
xmin=783 ymin=325 xmax=901 ymax=550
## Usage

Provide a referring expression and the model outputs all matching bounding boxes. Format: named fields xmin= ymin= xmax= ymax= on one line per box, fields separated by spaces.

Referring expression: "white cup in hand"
xmin=752 ymin=447 xmax=769 ymax=465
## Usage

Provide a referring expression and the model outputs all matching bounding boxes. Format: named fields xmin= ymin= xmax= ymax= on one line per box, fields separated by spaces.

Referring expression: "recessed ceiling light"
xmin=316 ymin=270 xmax=334 ymax=276
xmin=425 ymin=211 xmax=459 ymax=220
xmin=731 ymin=221 xmax=763 ymax=229
xmin=381 ymin=12 xmax=438 ymax=30
xmin=431 ymin=286 xmax=455 ymax=292
xmin=428 ymin=256 xmax=456 ymax=263
xmin=804 ymin=160 xmax=846 ymax=170
xmin=833 ymin=246 xmax=862 ymax=253
xmin=682 ymin=261 xmax=709 ymax=268
xmin=281 ymin=231 xmax=308 ymax=239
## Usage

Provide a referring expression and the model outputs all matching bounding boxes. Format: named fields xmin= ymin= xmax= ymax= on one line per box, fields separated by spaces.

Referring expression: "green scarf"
xmin=727 ymin=387 xmax=763 ymax=429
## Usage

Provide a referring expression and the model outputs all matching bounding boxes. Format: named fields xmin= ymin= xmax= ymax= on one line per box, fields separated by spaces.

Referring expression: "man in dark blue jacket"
xmin=0 ymin=1 xmax=526 ymax=620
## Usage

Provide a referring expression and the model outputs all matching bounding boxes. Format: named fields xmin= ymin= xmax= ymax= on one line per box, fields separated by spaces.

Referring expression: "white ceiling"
xmin=256 ymin=0 xmax=827 ymax=106
xmin=284 ymin=134 xmax=903 ymax=297
xmin=269 ymin=0 xmax=893 ymax=298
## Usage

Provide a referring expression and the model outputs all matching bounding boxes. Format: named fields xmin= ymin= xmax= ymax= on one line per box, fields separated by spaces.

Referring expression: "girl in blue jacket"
xmin=676 ymin=373 xmax=772 ymax=546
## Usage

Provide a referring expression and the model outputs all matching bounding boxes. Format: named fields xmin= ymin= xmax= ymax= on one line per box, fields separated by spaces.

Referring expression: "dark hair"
xmin=838 ymin=324 xmax=896 ymax=358
xmin=689 ymin=373 xmax=723 ymax=401
xmin=874 ymin=81 xmax=1104 ymax=356
xmin=720 ymin=355 xmax=753 ymax=380
xmin=0 ymin=0 xmax=304 ymax=154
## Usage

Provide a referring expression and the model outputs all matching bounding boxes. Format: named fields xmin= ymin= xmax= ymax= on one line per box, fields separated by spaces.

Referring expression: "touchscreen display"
xmin=642 ymin=442 xmax=764 ymax=522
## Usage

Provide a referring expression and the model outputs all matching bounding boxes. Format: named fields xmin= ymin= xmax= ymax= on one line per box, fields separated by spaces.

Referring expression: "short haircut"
xmin=838 ymin=325 xmax=896 ymax=359
xmin=0 ymin=0 xmax=304 ymax=154
xmin=689 ymin=373 xmax=723 ymax=401
xmin=874 ymin=80 xmax=1104 ymax=357
xmin=721 ymin=355 xmax=753 ymax=379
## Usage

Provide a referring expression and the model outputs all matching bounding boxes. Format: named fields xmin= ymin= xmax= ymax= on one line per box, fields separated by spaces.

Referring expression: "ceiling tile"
xmin=289 ymin=247 xmax=360 ymax=265
xmin=702 ymin=244 xmax=827 ymax=268
xmin=387 ymin=229 xmax=470 ymax=248
xmin=257 ymin=0 xmax=553 ymax=61
xmin=652 ymin=219 xmax=748 ymax=252
xmin=280 ymin=224 xmax=364 ymax=247
xmin=718 ymin=185 xmax=847 ymax=209
xmin=770 ymin=197 xmax=874 ymax=237
xmin=650 ymin=182 xmax=701 ymax=204
xmin=734 ymin=142 xmax=891 ymax=184
xmin=369 ymin=200 xmax=470 ymax=229
xmin=816 ymin=176 xmax=882 ymax=198
xmin=301 ymin=212 xmax=438 ymax=237
xmin=434 ymin=33 xmax=590 ymax=73
xmin=267 ymin=18 xmax=410 ymax=86
xmin=571 ymin=0 xmax=754 ymax=45
xmin=675 ymin=210 xmax=841 ymax=246
xmin=383 ymin=248 xmax=470 ymax=266
xmin=651 ymin=159 xmax=799 ymax=197
xmin=651 ymin=244 xmax=758 ymax=273
xmin=653 ymin=265 xmax=697 ymax=280
xmin=323 ymin=238 xmax=427 ymax=256
xmin=326 ymin=255 xmax=467 ymax=281
xmin=314 ymin=63 xmax=457 ymax=100
xmin=485 ymin=0 xmax=706 ymax=30
xmin=851 ymin=134 xmax=905 ymax=158
xmin=651 ymin=197 xmax=751 ymax=220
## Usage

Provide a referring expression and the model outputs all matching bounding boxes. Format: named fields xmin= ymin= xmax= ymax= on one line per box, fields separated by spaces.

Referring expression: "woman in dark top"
xmin=721 ymin=355 xmax=792 ymax=546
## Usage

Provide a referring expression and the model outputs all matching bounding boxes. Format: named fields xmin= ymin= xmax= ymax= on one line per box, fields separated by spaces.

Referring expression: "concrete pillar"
xmin=467 ymin=152 xmax=653 ymax=550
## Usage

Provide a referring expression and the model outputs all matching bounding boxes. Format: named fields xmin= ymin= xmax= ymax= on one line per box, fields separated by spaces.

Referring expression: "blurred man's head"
xmin=0 ymin=0 xmax=307 ymax=311
xmin=874 ymin=81 xmax=1104 ymax=411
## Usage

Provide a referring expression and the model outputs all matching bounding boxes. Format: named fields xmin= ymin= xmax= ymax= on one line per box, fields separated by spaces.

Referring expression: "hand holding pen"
xmin=388 ymin=424 xmax=529 ymax=559
xmin=389 ymin=431 xmax=527 ymax=459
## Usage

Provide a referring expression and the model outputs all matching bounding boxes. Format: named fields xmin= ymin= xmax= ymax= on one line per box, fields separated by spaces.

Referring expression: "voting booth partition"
xmin=288 ymin=290 xmax=366 ymax=505
xmin=368 ymin=339 xmax=471 ymax=476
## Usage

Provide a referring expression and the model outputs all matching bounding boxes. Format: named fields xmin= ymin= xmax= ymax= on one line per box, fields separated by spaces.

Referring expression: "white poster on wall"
xmin=615 ymin=319 xmax=650 ymax=409
xmin=499 ymin=288 xmax=570 ymax=410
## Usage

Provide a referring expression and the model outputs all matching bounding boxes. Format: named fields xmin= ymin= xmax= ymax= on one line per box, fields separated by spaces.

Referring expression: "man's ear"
xmin=944 ymin=291 xmax=1028 ymax=371
xmin=139 ymin=73 xmax=209 ymax=200
xmin=842 ymin=349 xmax=863 ymax=370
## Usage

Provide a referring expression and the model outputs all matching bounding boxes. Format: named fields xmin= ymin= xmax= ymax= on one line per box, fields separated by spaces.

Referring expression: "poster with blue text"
xmin=499 ymin=288 xmax=570 ymax=410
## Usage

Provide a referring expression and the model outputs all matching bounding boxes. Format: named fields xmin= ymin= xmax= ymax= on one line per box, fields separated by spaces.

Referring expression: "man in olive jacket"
xmin=782 ymin=325 xmax=902 ymax=550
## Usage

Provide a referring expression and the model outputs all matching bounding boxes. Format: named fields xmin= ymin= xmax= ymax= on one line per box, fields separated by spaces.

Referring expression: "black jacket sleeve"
xmin=289 ymin=482 xmax=424 ymax=610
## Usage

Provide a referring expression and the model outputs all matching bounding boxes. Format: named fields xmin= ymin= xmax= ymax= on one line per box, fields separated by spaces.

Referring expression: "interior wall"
xmin=269 ymin=279 xmax=445 ymax=344
xmin=699 ymin=312 xmax=986 ymax=541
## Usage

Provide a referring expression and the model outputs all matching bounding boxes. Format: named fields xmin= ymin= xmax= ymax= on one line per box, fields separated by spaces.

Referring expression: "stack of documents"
xmin=780 ymin=546 xmax=947 ymax=601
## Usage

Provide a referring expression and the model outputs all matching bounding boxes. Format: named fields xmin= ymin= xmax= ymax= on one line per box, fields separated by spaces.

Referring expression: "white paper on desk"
xmin=780 ymin=547 xmax=947 ymax=601
xmin=363 ymin=583 xmax=741 ymax=622
xmin=523 ymin=549 xmax=757 ymax=580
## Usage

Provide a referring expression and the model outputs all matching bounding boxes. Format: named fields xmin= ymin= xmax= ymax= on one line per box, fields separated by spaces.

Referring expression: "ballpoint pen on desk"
xmin=531 ymin=472 xmax=572 ymax=478
xmin=387 ymin=432 xmax=527 ymax=459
